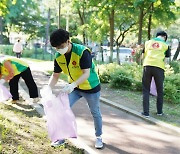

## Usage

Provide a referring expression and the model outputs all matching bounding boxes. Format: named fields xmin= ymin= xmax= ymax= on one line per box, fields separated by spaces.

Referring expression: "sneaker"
xmin=157 ymin=113 xmax=163 ymax=116
xmin=12 ymin=100 xmax=18 ymax=104
xmin=51 ymin=140 xmax=65 ymax=147
xmin=6 ymin=99 xmax=18 ymax=104
xmin=95 ymin=136 xmax=103 ymax=149
xmin=33 ymin=98 xmax=40 ymax=103
xmin=11 ymin=100 xmax=18 ymax=104
xmin=141 ymin=112 xmax=149 ymax=118
xmin=19 ymin=96 xmax=25 ymax=101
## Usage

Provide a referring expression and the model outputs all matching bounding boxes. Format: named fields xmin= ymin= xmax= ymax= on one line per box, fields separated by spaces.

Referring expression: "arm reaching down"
xmin=62 ymin=68 xmax=90 ymax=93
xmin=48 ymin=72 xmax=61 ymax=89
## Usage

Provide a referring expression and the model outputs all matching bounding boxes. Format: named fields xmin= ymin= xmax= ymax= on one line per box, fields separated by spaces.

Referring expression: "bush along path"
xmin=97 ymin=62 xmax=180 ymax=127
xmin=0 ymin=100 xmax=84 ymax=154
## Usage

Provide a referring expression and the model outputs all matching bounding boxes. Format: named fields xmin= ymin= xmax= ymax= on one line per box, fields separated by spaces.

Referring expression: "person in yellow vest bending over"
xmin=0 ymin=57 xmax=39 ymax=103
xmin=141 ymin=31 xmax=170 ymax=118
xmin=47 ymin=29 xmax=103 ymax=149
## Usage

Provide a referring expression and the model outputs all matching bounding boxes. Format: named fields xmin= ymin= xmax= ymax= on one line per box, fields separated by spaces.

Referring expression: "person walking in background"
xmin=141 ymin=31 xmax=170 ymax=118
xmin=13 ymin=39 xmax=23 ymax=58
xmin=47 ymin=29 xmax=103 ymax=149
xmin=0 ymin=57 xmax=39 ymax=103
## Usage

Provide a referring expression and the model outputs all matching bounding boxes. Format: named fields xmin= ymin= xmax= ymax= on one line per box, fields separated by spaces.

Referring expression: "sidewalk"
xmin=19 ymin=60 xmax=180 ymax=154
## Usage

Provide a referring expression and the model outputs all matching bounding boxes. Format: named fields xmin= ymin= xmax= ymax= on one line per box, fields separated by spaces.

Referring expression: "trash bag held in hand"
xmin=0 ymin=81 xmax=12 ymax=102
xmin=40 ymin=86 xmax=77 ymax=142
xmin=150 ymin=77 xmax=157 ymax=96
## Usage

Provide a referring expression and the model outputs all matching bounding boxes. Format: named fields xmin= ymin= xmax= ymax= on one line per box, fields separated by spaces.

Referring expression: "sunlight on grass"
xmin=17 ymin=145 xmax=25 ymax=154
xmin=32 ymin=130 xmax=47 ymax=139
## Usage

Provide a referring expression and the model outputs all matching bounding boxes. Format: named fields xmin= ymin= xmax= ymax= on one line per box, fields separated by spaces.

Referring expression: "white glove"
xmin=0 ymin=79 xmax=5 ymax=84
xmin=40 ymin=85 xmax=52 ymax=98
xmin=62 ymin=82 xmax=77 ymax=94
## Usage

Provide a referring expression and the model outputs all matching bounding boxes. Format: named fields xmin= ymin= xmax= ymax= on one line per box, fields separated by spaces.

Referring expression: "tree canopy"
xmin=0 ymin=0 xmax=179 ymax=52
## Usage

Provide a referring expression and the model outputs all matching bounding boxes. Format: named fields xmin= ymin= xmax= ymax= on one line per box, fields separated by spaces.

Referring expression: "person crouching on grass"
xmin=0 ymin=57 xmax=39 ymax=103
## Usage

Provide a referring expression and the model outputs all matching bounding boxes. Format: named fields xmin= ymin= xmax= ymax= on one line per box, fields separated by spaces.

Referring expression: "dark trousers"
xmin=16 ymin=53 xmax=21 ymax=58
xmin=142 ymin=66 xmax=164 ymax=114
xmin=9 ymin=67 xmax=38 ymax=100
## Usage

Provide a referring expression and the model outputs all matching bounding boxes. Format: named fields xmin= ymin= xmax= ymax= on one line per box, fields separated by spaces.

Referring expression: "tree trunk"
xmin=66 ymin=10 xmax=69 ymax=31
xmin=138 ymin=7 xmax=144 ymax=45
xmin=109 ymin=9 xmax=114 ymax=63
xmin=116 ymin=34 xmax=125 ymax=65
xmin=173 ymin=41 xmax=180 ymax=60
xmin=0 ymin=16 xmax=3 ymax=44
xmin=77 ymin=6 xmax=86 ymax=44
xmin=58 ymin=0 xmax=61 ymax=28
xmin=44 ymin=8 xmax=51 ymax=59
xmin=116 ymin=45 xmax=120 ymax=65
xmin=83 ymin=32 xmax=86 ymax=45
xmin=148 ymin=3 xmax=153 ymax=40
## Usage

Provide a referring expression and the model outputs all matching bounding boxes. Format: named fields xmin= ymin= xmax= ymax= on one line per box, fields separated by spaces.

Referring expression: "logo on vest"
xmin=152 ymin=43 xmax=159 ymax=49
xmin=72 ymin=61 xmax=76 ymax=65
xmin=72 ymin=60 xmax=79 ymax=68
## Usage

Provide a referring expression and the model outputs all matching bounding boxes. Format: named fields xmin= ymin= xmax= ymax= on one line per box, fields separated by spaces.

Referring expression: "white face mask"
xmin=56 ymin=46 xmax=68 ymax=55
xmin=157 ymin=36 xmax=165 ymax=41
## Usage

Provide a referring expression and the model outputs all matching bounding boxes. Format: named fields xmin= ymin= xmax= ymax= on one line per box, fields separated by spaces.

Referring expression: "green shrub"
xmin=99 ymin=72 xmax=111 ymax=83
xmin=71 ymin=37 xmax=83 ymax=45
xmin=165 ymin=73 xmax=180 ymax=89
xmin=97 ymin=63 xmax=120 ymax=83
xmin=132 ymin=80 xmax=142 ymax=91
xmin=110 ymin=69 xmax=133 ymax=89
xmin=121 ymin=63 xmax=143 ymax=81
xmin=97 ymin=63 xmax=142 ymax=90
xmin=164 ymin=73 xmax=180 ymax=104
xmin=22 ymin=48 xmax=34 ymax=57
xmin=165 ymin=64 xmax=174 ymax=76
xmin=0 ymin=45 xmax=13 ymax=56
xmin=164 ymin=82 xmax=179 ymax=104
xmin=97 ymin=63 xmax=179 ymax=104
xmin=170 ymin=61 xmax=180 ymax=74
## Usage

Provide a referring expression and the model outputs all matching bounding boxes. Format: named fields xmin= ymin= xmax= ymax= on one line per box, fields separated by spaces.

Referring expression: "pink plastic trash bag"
xmin=150 ymin=77 xmax=157 ymax=96
xmin=40 ymin=86 xmax=77 ymax=142
xmin=0 ymin=82 xmax=12 ymax=102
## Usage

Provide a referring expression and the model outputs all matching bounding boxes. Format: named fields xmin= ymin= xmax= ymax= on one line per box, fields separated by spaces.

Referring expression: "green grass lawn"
xmin=0 ymin=101 xmax=84 ymax=154
xmin=101 ymin=83 xmax=180 ymax=127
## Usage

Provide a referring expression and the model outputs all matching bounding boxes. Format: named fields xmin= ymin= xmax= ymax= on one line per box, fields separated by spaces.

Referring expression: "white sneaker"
xmin=51 ymin=140 xmax=65 ymax=147
xmin=33 ymin=97 xmax=40 ymax=103
xmin=95 ymin=136 xmax=103 ymax=149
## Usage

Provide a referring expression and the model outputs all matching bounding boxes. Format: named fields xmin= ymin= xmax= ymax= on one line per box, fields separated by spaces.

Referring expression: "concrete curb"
xmin=100 ymin=97 xmax=180 ymax=134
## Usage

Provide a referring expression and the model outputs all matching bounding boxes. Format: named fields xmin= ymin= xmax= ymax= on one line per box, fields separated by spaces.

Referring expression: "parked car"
xmin=101 ymin=46 xmax=134 ymax=63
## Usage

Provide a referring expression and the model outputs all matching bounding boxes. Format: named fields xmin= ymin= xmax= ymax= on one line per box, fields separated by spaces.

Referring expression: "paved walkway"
xmin=19 ymin=60 xmax=180 ymax=154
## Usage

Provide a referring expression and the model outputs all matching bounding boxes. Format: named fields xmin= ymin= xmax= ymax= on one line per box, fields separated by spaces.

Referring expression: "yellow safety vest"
xmin=143 ymin=38 xmax=168 ymax=70
xmin=55 ymin=43 xmax=100 ymax=90
xmin=0 ymin=57 xmax=28 ymax=76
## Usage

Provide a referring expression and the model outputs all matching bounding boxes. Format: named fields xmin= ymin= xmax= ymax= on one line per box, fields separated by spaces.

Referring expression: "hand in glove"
xmin=0 ymin=79 xmax=6 ymax=84
xmin=62 ymin=82 xmax=77 ymax=94
xmin=40 ymin=85 xmax=52 ymax=97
